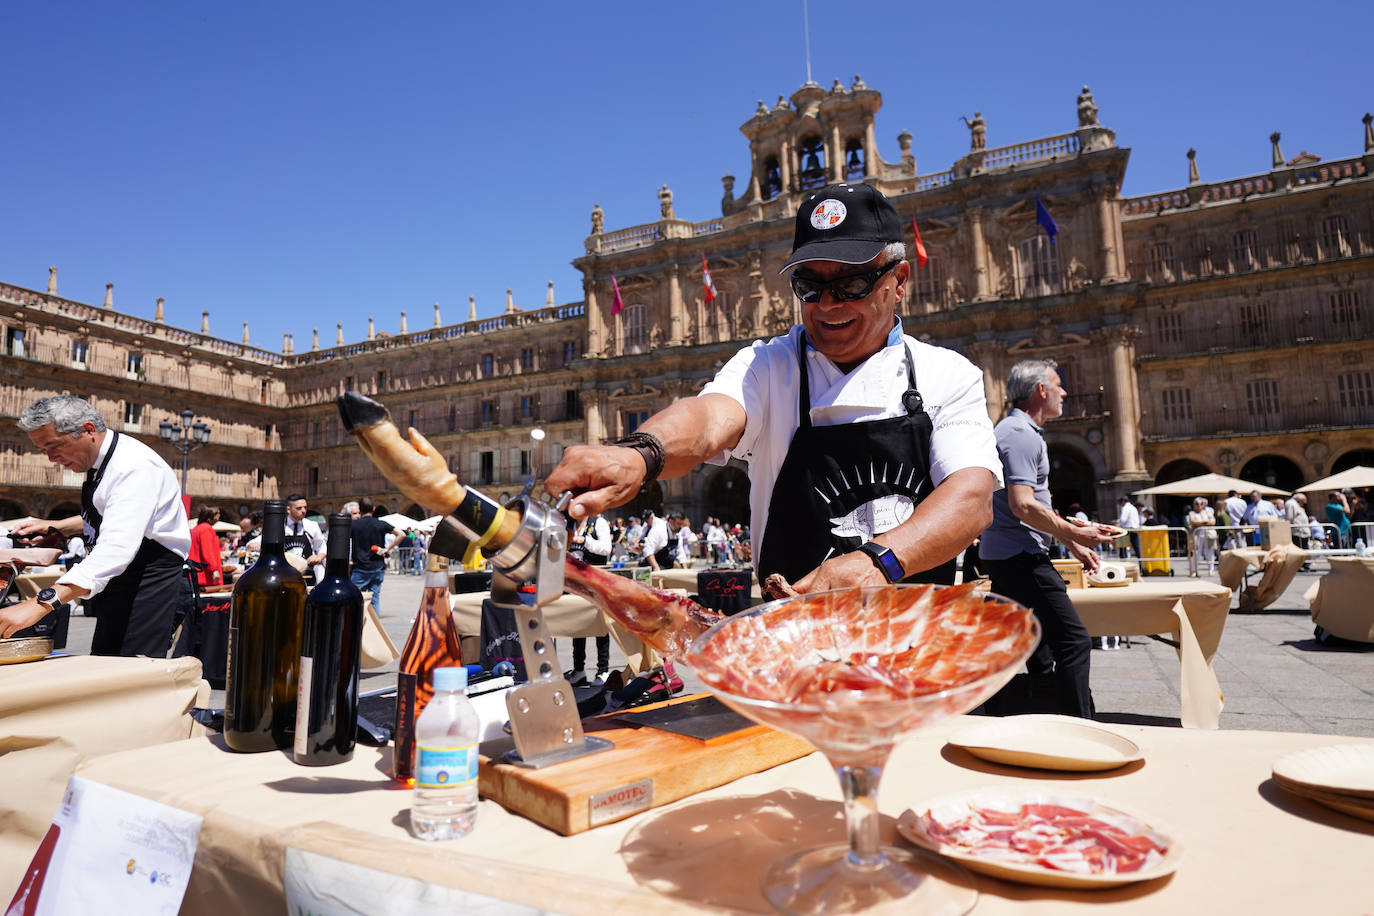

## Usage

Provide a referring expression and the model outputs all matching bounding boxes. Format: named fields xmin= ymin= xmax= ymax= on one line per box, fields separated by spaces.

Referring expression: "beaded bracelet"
xmin=611 ymin=431 xmax=666 ymax=484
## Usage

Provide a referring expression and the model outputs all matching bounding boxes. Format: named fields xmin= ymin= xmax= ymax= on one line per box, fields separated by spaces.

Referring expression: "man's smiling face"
xmin=796 ymin=256 xmax=908 ymax=372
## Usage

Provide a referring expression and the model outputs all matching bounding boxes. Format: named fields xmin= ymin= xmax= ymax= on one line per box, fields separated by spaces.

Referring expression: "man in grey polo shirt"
xmin=980 ymin=359 xmax=1116 ymax=718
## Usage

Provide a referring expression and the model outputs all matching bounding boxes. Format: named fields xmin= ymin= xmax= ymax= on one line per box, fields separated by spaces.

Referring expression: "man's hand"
xmin=7 ymin=518 xmax=47 ymax=539
xmin=792 ymin=549 xmax=890 ymax=594
xmin=1061 ymin=516 xmax=1121 ymax=550
xmin=0 ymin=599 xmax=49 ymax=639
xmin=544 ymin=445 xmax=647 ymax=520
xmin=1066 ymin=540 xmax=1102 ymax=574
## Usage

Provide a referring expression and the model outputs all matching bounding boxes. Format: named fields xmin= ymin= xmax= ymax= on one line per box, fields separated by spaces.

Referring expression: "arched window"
xmin=1148 ymin=242 xmax=1176 ymax=282
xmin=844 ymin=139 xmax=865 ymax=181
xmin=1017 ymin=236 xmax=1061 ymax=298
xmin=763 ymin=157 xmax=782 ymax=200
xmin=622 ymin=303 xmax=648 ymax=354
xmin=798 ymin=137 xmax=826 ymax=190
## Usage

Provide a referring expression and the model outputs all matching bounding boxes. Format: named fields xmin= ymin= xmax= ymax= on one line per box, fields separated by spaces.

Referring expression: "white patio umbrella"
xmin=1295 ymin=466 xmax=1374 ymax=494
xmin=212 ymin=520 xmax=241 ymax=533
xmin=1132 ymin=472 xmax=1289 ymax=498
xmin=377 ymin=513 xmax=422 ymax=531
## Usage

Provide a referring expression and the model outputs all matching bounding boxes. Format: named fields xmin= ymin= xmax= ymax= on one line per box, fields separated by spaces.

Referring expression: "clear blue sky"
xmin=3 ymin=1 xmax=1369 ymax=352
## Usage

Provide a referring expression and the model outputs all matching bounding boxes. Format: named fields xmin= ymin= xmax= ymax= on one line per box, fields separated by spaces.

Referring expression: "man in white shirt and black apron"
xmin=545 ymin=183 xmax=1002 ymax=593
xmin=1 ymin=397 xmax=193 ymax=656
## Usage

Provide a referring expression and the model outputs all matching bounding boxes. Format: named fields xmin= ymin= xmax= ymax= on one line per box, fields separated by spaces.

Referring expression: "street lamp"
xmin=159 ymin=408 xmax=212 ymax=492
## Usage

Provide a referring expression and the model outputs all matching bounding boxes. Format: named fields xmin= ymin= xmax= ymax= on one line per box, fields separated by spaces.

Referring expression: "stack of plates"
xmin=1272 ymin=744 xmax=1374 ymax=822
xmin=0 ymin=636 xmax=53 ymax=665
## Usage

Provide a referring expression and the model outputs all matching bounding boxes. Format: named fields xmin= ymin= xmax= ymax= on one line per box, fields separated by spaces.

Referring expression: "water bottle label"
xmin=416 ymin=744 xmax=478 ymax=789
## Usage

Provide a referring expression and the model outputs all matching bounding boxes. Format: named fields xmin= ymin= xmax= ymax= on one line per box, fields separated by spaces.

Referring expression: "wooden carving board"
xmin=478 ymin=693 xmax=813 ymax=835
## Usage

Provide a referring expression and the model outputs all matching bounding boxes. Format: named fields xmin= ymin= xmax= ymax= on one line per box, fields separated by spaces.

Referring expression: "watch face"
xmin=37 ymin=587 xmax=57 ymax=606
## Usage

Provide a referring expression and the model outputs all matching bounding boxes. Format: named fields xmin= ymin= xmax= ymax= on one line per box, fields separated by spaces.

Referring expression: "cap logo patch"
xmin=809 ymin=199 xmax=847 ymax=230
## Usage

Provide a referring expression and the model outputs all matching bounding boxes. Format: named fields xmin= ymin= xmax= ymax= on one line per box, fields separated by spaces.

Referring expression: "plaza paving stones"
xmin=62 ymin=559 xmax=1374 ymax=737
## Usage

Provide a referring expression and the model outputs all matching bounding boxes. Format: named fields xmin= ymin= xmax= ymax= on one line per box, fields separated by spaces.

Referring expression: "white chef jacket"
xmin=701 ymin=321 xmax=1002 ymax=565
xmin=640 ymin=516 xmax=670 ymax=558
xmin=59 ymin=431 xmax=192 ymax=598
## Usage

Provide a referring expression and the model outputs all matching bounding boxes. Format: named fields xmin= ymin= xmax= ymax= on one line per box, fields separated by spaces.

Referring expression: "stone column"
xmin=1097 ymin=190 xmax=1125 ymax=281
xmin=828 ymin=123 xmax=843 ymax=182
xmin=579 ymin=390 xmax=607 ymax=443
xmin=864 ymin=120 xmax=878 ymax=178
xmin=964 ymin=341 xmax=1005 ymax=422
xmin=1101 ymin=326 xmax=1146 ymax=476
xmin=968 ymin=209 xmax=993 ymax=301
xmin=779 ymin=137 xmax=793 ymax=193
xmin=666 ymin=262 xmax=684 ymax=346
xmin=584 ymin=279 xmax=603 ymax=357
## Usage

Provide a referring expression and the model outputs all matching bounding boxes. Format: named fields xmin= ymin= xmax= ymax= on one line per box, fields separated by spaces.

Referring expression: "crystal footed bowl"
xmin=682 ymin=582 xmax=1039 ymax=915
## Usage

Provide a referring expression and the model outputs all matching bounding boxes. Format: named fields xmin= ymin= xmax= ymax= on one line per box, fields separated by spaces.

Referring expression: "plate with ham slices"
xmin=898 ymin=789 xmax=1182 ymax=888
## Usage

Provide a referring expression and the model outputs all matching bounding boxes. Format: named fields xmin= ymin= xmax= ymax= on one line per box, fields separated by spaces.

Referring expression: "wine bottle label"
xmin=415 ymin=743 xmax=477 ymax=789
xmin=393 ymin=672 xmax=418 ymax=780
xmin=293 ymin=656 xmax=314 ymax=757
xmin=224 ymin=626 xmax=238 ymax=720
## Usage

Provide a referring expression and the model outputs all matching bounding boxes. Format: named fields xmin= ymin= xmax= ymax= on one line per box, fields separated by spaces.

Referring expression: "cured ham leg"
xmin=336 ymin=391 xmax=720 ymax=658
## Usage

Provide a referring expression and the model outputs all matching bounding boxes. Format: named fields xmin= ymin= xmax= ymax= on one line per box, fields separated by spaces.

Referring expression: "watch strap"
xmin=857 ymin=541 xmax=905 ymax=583
xmin=36 ymin=587 xmax=61 ymax=612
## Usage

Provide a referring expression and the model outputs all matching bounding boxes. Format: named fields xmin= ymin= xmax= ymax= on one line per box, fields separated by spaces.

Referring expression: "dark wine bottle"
xmin=293 ymin=513 xmax=365 ymax=766
xmin=224 ymin=499 xmax=308 ymax=752
xmin=393 ymin=553 xmax=463 ymax=785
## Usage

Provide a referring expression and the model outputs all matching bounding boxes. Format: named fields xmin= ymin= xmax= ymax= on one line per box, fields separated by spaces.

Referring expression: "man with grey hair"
xmin=0 ymin=396 xmax=192 ymax=656
xmin=546 ymin=183 xmax=1001 ymax=593
xmin=979 ymin=359 xmax=1116 ymax=718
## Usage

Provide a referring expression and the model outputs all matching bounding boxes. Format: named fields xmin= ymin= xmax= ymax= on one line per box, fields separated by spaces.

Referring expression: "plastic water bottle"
xmin=409 ymin=667 xmax=479 ymax=840
xmin=1356 ymin=538 xmax=1367 ymax=556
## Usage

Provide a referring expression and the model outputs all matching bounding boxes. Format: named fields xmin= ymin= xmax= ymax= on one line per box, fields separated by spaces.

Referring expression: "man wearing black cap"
xmin=547 ymin=183 xmax=1000 ymax=593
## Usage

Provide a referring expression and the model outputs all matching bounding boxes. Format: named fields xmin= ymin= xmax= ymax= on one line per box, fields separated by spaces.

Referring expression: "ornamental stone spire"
xmin=336 ymin=323 xmax=343 ymax=346
xmin=1364 ymin=113 xmax=1373 ymax=153
xmin=433 ymin=302 xmax=441 ymax=327
xmin=243 ymin=322 xmax=251 ymax=345
xmin=154 ymin=297 xmax=165 ymax=322
xmin=468 ymin=295 xmax=476 ymax=321
xmin=1271 ymin=132 xmax=1285 ymax=168
xmin=103 ymin=283 xmax=113 ymax=308
xmin=1187 ymin=148 xmax=1200 ymax=185
xmin=47 ymin=266 xmax=57 ymax=294
xmin=312 ymin=327 xmax=319 ymax=350
xmin=201 ymin=311 xmax=209 ymax=334
xmin=399 ymin=310 xmax=408 ymax=334
xmin=546 ymin=281 xmax=555 ymax=308
xmin=367 ymin=317 xmax=375 ymax=340
xmin=505 ymin=289 xmax=515 ymax=313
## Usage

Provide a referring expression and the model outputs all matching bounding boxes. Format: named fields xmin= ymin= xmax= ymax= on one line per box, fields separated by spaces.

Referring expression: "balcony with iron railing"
xmin=1141 ymin=399 xmax=1374 ymax=442
xmin=1136 ymin=308 xmax=1374 ymax=361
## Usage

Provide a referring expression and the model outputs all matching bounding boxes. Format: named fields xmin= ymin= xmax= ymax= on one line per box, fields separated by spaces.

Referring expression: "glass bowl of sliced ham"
xmin=683 ymin=582 xmax=1039 ymax=915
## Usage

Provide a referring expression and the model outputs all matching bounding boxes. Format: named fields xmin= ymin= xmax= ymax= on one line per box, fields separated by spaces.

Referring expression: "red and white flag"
xmin=611 ymin=275 xmax=624 ymax=316
xmin=701 ymin=253 xmax=717 ymax=304
xmin=911 ymin=217 xmax=928 ymax=269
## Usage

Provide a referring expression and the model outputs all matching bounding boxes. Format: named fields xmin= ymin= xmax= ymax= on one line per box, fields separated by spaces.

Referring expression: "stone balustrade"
xmin=1121 ymin=155 xmax=1369 ymax=216
xmin=0 ymin=282 xmax=283 ymax=364
xmin=980 ymin=132 xmax=1081 ymax=171
xmin=914 ymin=170 xmax=954 ymax=192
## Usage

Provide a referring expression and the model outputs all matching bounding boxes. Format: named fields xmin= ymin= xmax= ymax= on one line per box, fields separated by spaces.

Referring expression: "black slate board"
xmin=606 ymin=694 xmax=755 ymax=742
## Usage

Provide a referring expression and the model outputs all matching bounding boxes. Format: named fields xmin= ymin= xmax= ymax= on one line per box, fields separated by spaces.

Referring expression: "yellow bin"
xmin=1140 ymin=527 xmax=1171 ymax=576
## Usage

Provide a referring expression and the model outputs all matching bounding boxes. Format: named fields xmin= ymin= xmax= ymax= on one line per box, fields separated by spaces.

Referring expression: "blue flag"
xmin=1036 ymin=196 xmax=1058 ymax=244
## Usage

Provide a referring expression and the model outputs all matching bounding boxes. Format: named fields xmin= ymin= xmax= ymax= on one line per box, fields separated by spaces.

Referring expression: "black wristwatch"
xmin=856 ymin=542 xmax=906 ymax=583
xmin=35 ymin=587 xmax=61 ymax=613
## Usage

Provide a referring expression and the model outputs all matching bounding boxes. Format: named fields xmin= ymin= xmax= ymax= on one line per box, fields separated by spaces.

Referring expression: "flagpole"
xmin=802 ymin=0 xmax=812 ymax=84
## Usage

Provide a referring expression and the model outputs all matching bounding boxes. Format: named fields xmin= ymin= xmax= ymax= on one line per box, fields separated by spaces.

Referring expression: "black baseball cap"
xmin=779 ymin=183 xmax=904 ymax=274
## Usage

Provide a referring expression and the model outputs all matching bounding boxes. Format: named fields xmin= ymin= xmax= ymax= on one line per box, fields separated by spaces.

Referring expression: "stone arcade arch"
xmin=1332 ymin=448 xmax=1374 ymax=474
xmin=1046 ymin=442 xmax=1100 ymax=517
xmin=703 ymin=463 xmax=751 ymax=529
xmin=1239 ymin=454 xmax=1304 ymax=492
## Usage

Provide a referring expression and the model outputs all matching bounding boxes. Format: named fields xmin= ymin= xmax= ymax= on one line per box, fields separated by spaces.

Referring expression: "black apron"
xmin=283 ymin=521 xmax=313 ymax=560
xmin=757 ymin=334 xmax=956 ymax=586
xmin=83 ymin=432 xmax=192 ymax=657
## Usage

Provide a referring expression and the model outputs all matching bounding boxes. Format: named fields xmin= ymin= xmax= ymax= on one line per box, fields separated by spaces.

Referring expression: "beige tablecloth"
xmin=1306 ymin=556 xmax=1374 ymax=643
xmin=1219 ymin=545 xmax=1308 ymax=611
xmin=1070 ymin=578 xmax=1233 ymax=729
xmin=0 ymin=654 xmax=209 ymax=899
xmin=60 ymin=721 xmax=1374 ymax=914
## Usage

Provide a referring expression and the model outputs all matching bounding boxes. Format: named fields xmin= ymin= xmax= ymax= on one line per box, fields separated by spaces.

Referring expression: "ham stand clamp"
xmin=464 ymin=429 xmax=612 ymax=768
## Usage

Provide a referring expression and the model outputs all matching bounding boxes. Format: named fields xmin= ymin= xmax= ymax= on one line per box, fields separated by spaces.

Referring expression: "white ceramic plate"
xmin=948 ymin=715 xmax=1143 ymax=771
xmin=1270 ymin=775 xmax=1374 ymax=822
xmin=898 ymin=788 xmax=1182 ymax=889
xmin=1087 ymin=578 xmax=1131 ymax=588
xmin=1272 ymin=744 xmax=1374 ymax=800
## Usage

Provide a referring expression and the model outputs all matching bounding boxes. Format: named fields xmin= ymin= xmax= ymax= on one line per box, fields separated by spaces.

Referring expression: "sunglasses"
xmin=789 ymin=259 xmax=902 ymax=304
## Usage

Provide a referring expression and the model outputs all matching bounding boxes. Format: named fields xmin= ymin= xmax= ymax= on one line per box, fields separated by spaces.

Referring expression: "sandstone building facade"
xmin=2 ymin=81 xmax=1371 ymax=526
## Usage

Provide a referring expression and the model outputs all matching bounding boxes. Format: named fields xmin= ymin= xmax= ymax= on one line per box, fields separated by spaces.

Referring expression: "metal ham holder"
xmin=428 ymin=429 xmax=612 ymax=769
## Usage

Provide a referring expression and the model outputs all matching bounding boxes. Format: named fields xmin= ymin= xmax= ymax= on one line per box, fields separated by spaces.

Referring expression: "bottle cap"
xmin=432 ymin=666 xmax=468 ymax=692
